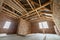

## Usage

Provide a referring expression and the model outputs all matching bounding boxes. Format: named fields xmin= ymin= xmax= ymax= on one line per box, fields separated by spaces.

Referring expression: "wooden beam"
xmin=2 ymin=9 xmax=19 ymax=19
xmin=29 ymin=1 xmax=51 ymax=13
xmin=50 ymin=0 xmax=53 ymax=12
xmin=30 ymin=0 xmax=41 ymax=18
xmin=23 ymin=15 xmax=38 ymax=20
xmin=31 ymin=0 xmax=39 ymax=6
xmin=21 ymin=9 xmax=52 ymax=18
xmin=26 ymin=0 xmax=34 ymax=10
xmin=42 ymin=7 xmax=51 ymax=11
xmin=29 ymin=17 xmax=53 ymax=22
xmin=13 ymin=0 xmax=28 ymax=14
xmin=2 ymin=7 xmax=20 ymax=17
xmin=30 ymin=0 xmax=35 ymax=8
xmin=39 ymin=0 xmax=41 ymax=6
xmin=17 ymin=0 xmax=26 ymax=9
xmin=36 ymin=10 xmax=40 ymax=17
xmin=0 ymin=0 xmax=4 ymax=13
xmin=26 ymin=0 xmax=40 ymax=18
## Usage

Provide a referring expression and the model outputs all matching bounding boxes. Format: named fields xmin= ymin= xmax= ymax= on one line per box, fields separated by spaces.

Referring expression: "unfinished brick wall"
xmin=17 ymin=19 xmax=31 ymax=35
xmin=31 ymin=20 xmax=55 ymax=34
xmin=53 ymin=0 xmax=60 ymax=34
xmin=0 ymin=12 xmax=19 ymax=34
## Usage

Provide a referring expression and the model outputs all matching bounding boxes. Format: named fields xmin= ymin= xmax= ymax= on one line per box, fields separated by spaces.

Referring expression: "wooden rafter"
xmin=2 ymin=8 xmax=19 ymax=19
xmin=21 ymin=7 xmax=52 ymax=17
xmin=29 ymin=16 xmax=53 ymax=22
xmin=39 ymin=0 xmax=41 ymax=6
xmin=29 ymin=1 xmax=51 ymax=13
xmin=17 ymin=0 xmax=26 ymax=9
xmin=12 ymin=0 xmax=51 ymax=21
xmin=31 ymin=0 xmax=39 ymax=6
xmin=13 ymin=0 xmax=28 ymax=14
xmin=30 ymin=0 xmax=41 ymax=18
xmin=26 ymin=0 xmax=40 ymax=18
xmin=23 ymin=15 xmax=38 ymax=20
xmin=2 ymin=7 xmax=20 ymax=17
xmin=50 ymin=0 xmax=53 ymax=12
xmin=30 ymin=0 xmax=35 ymax=8
xmin=26 ymin=0 xmax=34 ymax=10
xmin=19 ymin=0 xmax=52 ymax=22
xmin=0 ymin=0 xmax=4 ymax=12
xmin=36 ymin=10 xmax=40 ymax=18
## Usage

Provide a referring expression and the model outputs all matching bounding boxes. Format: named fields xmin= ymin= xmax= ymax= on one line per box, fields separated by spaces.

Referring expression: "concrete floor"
xmin=0 ymin=33 xmax=60 ymax=40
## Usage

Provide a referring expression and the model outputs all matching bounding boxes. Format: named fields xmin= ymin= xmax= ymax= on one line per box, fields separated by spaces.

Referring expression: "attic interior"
xmin=0 ymin=0 xmax=60 ymax=40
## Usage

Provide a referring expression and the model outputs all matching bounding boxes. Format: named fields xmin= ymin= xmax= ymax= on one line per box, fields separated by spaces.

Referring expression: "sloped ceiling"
xmin=1 ymin=0 xmax=53 ymax=22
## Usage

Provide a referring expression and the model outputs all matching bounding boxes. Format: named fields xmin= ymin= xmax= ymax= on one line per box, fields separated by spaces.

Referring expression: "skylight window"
xmin=3 ymin=21 xmax=11 ymax=29
xmin=39 ymin=21 xmax=48 ymax=28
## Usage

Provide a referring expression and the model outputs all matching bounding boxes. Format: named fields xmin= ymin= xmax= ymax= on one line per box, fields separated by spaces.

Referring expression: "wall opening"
xmin=39 ymin=21 xmax=49 ymax=29
xmin=3 ymin=21 xmax=11 ymax=29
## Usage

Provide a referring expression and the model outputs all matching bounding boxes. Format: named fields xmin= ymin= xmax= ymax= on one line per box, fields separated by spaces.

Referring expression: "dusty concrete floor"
xmin=0 ymin=33 xmax=60 ymax=40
